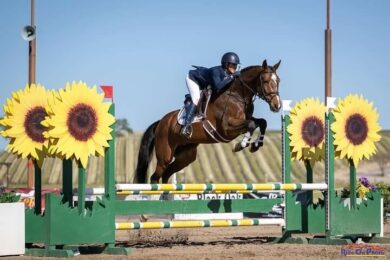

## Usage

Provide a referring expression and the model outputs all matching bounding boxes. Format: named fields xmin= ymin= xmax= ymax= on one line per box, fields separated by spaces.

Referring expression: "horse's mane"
xmin=209 ymin=64 xmax=274 ymax=103
xmin=240 ymin=65 xmax=260 ymax=73
xmin=241 ymin=65 xmax=277 ymax=74
xmin=210 ymin=65 xmax=260 ymax=102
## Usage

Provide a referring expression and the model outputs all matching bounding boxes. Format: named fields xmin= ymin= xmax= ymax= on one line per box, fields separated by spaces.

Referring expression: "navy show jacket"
xmin=188 ymin=66 xmax=234 ymax=93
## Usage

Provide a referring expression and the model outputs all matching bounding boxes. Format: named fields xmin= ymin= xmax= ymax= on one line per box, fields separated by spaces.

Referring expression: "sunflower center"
xmin=67 ymin=104 xmax=97 ymax=141
xmin=301 ymin=116 xmax=324 ymax=147
xmin=345 ymin=113 xmax=368 ymax=145
xmin=24 ymin=106 xmax=47 ymax=143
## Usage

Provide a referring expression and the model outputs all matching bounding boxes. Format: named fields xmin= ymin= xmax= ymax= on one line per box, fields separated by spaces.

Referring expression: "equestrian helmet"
xmin=221 ymin=52 xmax=240 ymax=67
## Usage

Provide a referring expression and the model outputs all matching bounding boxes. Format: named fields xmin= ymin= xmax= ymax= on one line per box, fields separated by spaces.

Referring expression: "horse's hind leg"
xmin=140 ymin=144 xmax=197 ymax=222
xmin=161 ymin=144 xmax=198 ymax=183
xmin=250 ymin=118 xmax=267 ymax=153
xmin=150 ymin=157 xmax=172 ymax=184
xmin=141 ymin=137 xmax=175 ymax=222
xmin=150 ymin=139 xmax=175 ymax=183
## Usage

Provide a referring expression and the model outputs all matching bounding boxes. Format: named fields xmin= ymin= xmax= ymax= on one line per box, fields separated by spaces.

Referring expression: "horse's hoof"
xmin=250 ymin=142 xmax=262 ymax=153
xmin=140 ymin=214 xmax=148 ymax=222
xmin=233 ymin=142 xmax=243 ymax=152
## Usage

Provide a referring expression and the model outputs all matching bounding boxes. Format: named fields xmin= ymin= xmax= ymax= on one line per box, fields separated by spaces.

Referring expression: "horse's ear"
xmin=262 ymin=60 xmax=268 ymax=69
xmin=273 ymin=60 xmax=281 ymax=71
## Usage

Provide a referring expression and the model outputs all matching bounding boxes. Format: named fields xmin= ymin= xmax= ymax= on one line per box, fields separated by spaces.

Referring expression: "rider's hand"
xmin=232 ymin=71 xmax=240 ymax=78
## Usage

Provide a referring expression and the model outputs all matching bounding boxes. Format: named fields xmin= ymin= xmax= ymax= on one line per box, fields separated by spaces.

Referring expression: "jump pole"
xmin=115 ymin=183 xmax=327 ymax=192
xmin=116 ymin=218 xmax=285 ymax=230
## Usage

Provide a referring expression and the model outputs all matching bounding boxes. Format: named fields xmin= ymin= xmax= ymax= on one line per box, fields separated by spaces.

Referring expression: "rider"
xmin=181 ymin=52 xmax=241 ymax=137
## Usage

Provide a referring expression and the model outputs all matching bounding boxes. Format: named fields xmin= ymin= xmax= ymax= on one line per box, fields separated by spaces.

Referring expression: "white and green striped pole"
xmin=116 ymin=218 xmax=285 ymax=230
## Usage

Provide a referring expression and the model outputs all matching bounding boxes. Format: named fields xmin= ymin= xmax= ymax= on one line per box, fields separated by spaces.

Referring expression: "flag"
xmin=282 ymin=100 xmax=292 ymax=112
xmin=101 ymin=85 xmax=113 ymax=99
xmin=326 ymin=97 xmax=337 ymax=109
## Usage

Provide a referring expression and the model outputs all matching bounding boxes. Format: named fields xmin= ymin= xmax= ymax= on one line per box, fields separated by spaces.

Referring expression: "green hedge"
xmin=376 ymin=182 xmax=390 ymax=219
xmin=0 ymin=187 xmax=20 ymax=203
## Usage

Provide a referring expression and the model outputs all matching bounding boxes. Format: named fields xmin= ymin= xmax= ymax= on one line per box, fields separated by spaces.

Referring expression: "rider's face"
xmin=226 ymin=63 xmax=237 ymax=74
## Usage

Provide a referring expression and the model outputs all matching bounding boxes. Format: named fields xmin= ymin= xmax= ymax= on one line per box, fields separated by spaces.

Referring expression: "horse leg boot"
xmin=233 ymin=120 xmax=257 ymax=152
xmin=250 ymin=118 xmax=267 ymax=153
xmin=181 ymin=103 xmax=197 ymax=138
xmin=233 ymin=131 xmax=251 ymax=152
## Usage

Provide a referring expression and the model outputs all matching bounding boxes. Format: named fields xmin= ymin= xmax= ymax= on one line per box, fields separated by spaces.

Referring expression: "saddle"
xmin=177 ymin=88 xmax=211 ymax=125
xmin=177 ymin=88 xmax=232 ymax=143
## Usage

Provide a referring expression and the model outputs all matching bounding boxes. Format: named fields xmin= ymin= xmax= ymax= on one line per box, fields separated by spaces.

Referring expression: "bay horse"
xmin=135 ymin=59 xmax=281 ymax=184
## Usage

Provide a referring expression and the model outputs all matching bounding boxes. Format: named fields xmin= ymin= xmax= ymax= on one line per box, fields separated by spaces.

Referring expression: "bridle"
xmin=259 ymin=72 xmax=280 ymax=103
xmin=238 ymin=69 xmax=279 ymax=105
xmin=221 ymin=67 xmax=280 ymax=123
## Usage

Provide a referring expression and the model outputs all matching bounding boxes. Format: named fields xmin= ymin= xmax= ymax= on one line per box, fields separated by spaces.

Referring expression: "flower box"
xmin=0 ymin=202 xmax=25 ymax=256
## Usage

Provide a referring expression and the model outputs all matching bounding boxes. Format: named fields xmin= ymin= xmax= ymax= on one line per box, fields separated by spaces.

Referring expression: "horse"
xmin=135 ymin=59 xmax=281 ymax=184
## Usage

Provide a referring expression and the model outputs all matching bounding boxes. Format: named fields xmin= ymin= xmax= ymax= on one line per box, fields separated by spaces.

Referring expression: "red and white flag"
xmin=100 ymin=85 xmax=113 ymax=101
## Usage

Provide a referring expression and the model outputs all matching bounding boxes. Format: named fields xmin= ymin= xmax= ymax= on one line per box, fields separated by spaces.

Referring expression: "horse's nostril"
xmin=273 ymin=103 xmax=281 ymax=111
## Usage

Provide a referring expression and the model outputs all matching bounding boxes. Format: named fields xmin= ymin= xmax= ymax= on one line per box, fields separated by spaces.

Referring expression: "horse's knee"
xmin=257 ymin=118 xmax=267 ymax=131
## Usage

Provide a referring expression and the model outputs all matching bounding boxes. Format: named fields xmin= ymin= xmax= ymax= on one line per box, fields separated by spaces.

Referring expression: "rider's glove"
xmin=232 ymin=71 xmax=241 ymax=78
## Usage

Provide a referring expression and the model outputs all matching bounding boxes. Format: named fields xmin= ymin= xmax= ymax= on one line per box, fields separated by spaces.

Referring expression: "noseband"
xmin=259 ymin=75 xmax=279 ymax=103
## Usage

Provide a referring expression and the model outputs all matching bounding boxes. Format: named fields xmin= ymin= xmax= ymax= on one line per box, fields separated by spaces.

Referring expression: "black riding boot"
xmin=181 ymin=104 xmax=197 ymax=138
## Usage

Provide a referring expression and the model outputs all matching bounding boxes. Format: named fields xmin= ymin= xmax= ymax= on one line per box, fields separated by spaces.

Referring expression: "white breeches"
xmin=186 ymin=74 xmax=200 ymax=105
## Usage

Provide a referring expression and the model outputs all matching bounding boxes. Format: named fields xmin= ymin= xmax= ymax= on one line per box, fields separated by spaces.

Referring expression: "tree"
xmin=115 ymin=118 xmax=133 ymax=137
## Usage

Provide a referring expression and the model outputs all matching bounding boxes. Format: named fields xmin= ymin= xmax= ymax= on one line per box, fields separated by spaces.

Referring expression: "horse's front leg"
xmin=232 ymin=119 xmax=257 ymax=152
xmin=249 ymin=118 xmax=267 ymax=153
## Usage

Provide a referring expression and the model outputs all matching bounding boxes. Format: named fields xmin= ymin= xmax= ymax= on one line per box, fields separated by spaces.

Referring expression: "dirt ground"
xmin=12 ymin=222 xmax=390 ymax=260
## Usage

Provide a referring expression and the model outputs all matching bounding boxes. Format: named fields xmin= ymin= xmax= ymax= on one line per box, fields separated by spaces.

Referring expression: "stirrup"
xmin=181 ymin=125 xmax=192 ymax=138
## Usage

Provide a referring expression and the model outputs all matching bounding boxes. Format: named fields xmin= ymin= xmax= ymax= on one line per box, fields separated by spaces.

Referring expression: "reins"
xmin=217 ymin=67 xmax=280 ymax=132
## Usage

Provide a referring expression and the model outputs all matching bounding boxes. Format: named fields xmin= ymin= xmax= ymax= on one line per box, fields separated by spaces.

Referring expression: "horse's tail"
xmin=134 ymin=120 xmax=160 ymax=183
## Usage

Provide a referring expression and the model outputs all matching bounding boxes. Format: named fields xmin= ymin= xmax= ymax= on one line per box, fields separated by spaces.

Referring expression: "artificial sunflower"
xmin=0 ymin=100 xmax=11 ymax=135
xmin=331 ymin=94 xmax=381 ymax=167
xmin=42 ymin=81 xmax=115 ymax=168
xmin=3 ymin=97 xmax=14 ymax=116
xmin=0 ymin=84 xmax=50 ymax=166
xmin=287 ymin=98 xmax=327 ymax=165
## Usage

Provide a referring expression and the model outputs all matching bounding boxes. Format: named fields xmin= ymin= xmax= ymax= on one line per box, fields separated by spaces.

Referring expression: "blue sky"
xmin=1 ymin=1 xmax=389 ymax=149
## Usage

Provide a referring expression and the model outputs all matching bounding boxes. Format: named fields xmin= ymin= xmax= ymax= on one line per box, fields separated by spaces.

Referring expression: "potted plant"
xmin=0 ymin=187 xmax=25 ymax=256
xmin=340 ymin=177 xmax=377 ymax=207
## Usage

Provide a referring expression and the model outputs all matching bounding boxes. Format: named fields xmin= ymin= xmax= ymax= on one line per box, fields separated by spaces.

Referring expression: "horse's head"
xmin=237 ymin=60 xmax=281 ymax=112
xmin=258 ymin=60 xmax=281 ymax=112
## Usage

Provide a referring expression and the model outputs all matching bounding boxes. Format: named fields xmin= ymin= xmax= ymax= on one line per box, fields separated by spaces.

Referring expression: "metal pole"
xmin=349 ymin=159 xmax=357 ymax=209
xmin=105 ymin=104 xmax=116 ymax=200
xmin=62 ymin=159 xmax=73 ymax=207
xmin=27 ymin=0 xmax=36 ymax=189
xmin=29 ymin=0 xmax=36 ymax=83
xmin=325 ymin=0 xmax=332 ymax=105
xmin=78 ymin=163 xmax=86 ymax=215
